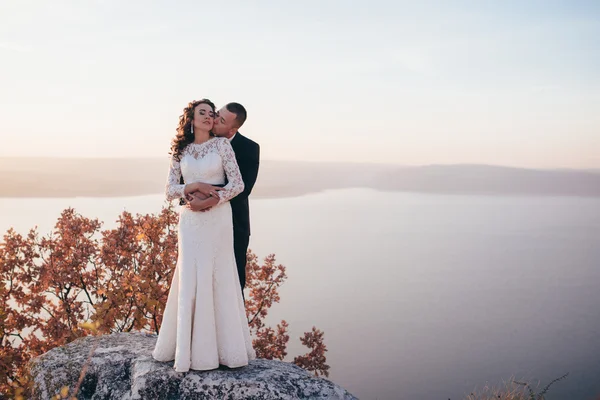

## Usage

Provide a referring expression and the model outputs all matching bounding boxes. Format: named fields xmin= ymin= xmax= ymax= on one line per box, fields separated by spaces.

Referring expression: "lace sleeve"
xmin=216 ymin=138 xmax=245 ymax=205
xmin=166 ymin=155 xmax=186 ymax=201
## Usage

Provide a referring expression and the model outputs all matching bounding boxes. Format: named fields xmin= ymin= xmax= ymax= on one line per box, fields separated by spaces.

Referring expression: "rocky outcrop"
xmin=28 ymin=332 xmax=358 ymax=399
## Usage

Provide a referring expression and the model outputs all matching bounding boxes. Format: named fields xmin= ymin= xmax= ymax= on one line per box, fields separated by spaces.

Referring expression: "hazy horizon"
xmin=1 ymin=1 xmax=599 ymax=168
xmin=2 ymin=155 xmax=600 ymax=171
xmin=1 ymin=157 xmax=599 ymax=199
xmin=11 ymin=155 xmax=584 ymax=169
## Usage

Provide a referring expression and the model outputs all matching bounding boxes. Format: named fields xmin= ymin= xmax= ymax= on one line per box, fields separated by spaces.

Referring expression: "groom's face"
xmin=212 ymin=106 xmax=237 ymax=138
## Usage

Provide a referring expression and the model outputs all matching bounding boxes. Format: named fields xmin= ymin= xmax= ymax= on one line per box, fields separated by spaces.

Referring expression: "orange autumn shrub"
xmin=0 ymin=204 xmax=328 ymax=398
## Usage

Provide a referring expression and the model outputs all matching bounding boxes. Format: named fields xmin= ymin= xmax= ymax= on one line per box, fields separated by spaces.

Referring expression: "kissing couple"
xmin=152 ymin=99 xmax=260 ymax=372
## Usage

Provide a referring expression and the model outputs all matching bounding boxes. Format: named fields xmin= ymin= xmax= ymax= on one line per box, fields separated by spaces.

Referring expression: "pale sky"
xmin=1 ymin=0 xmax=599 ymax=168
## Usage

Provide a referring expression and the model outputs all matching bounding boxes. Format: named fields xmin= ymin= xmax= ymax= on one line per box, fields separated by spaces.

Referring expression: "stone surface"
xmin=28 ymin=332 xmax=358 ymax=399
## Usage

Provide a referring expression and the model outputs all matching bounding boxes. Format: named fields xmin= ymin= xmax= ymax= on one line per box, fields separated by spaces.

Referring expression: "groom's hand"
xmin=186 ymin=197 xmax=205 ymax=212
xmin=200 ymin=195 xmax=219 ymax=212
xmin=186 ymin=182 xmax=223 ymax=198
xmin=199 ymin=195 xmax=219 ymax=212
xmin=186 ymin=194 xmax=219 ymax=212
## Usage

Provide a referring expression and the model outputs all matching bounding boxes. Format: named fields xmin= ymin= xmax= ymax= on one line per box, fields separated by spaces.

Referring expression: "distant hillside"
xmin=0 ymin=158 xmax=599 ymax=198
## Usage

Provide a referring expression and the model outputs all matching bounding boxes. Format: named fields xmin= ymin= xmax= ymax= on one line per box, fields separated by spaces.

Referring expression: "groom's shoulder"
xmin=235 ymin=133 xmax=259 ymax=150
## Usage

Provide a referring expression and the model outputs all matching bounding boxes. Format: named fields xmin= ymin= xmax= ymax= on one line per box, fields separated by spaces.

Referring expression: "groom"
xmin=184 ymin=102 xmax=260 ymax=296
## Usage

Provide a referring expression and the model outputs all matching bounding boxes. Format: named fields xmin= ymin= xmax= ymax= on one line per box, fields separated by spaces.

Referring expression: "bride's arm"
xmin=165 ymin=155 xmax=199 ymax=202
xmin=166 ymin=155 xmax=186 ymax=201
xmin=216 ymin=138 xmax=245 ymax=205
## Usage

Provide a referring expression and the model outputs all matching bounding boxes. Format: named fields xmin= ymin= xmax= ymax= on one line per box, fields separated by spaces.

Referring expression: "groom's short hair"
xmin=226 ymin=102 xmax=247 ymax=129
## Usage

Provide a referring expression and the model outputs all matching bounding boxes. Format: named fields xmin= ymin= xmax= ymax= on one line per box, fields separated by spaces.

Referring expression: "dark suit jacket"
xmin=179 ymin=133 xmax=260 ymax=236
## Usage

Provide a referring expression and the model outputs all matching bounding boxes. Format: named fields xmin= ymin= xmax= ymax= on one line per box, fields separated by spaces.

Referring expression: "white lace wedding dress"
xmin=152 ymin=137 xmax=256 ymax=372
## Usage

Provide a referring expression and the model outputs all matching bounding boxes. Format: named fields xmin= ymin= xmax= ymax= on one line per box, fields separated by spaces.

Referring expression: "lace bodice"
xmin=166 ymin=137 xmax=244 ymax=205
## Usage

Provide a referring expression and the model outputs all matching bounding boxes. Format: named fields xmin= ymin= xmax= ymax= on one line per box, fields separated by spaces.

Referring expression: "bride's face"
xmin=192 ymin=103 xmax=215 ymax=132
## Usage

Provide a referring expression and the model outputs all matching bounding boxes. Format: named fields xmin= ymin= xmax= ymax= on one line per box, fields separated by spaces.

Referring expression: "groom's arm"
xmin=179 ymin=175 xmax=225 ymax=206
xmin=237 ymin=141 xmax=260 ymax=199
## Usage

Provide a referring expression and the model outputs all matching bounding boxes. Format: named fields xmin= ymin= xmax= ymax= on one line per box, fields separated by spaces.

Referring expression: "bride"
xmin=152 ymin=99 xmax=256 ymax=372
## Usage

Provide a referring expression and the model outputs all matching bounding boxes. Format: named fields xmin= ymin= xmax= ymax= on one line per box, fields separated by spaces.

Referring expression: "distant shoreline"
xmin=2 ymin=188 xmax=600 ymax=200
xmin=0 ymin=190 xmax=315 ymax=200
xmin=1 ymin=158 xmax=599 ymax=199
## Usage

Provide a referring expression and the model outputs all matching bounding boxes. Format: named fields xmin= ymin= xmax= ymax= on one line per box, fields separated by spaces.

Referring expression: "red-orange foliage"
xmin=293 ymin=327 xmax=330 ymax=377
xmin=0 ymin=204 xmax=328 ymax=398
xmin=245 ymin=252 xmax=290 ymax=360
xmin=244 ymin=251 xmax=329 ymax=376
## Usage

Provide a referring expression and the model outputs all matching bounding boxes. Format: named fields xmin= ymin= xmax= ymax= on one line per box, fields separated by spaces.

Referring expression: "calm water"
xmin=1 ymin=190 xmax=599 ymax=400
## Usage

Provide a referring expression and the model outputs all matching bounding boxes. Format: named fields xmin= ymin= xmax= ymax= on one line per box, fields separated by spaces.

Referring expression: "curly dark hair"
xmin=170 ymin=99 xmax=216 ymax=161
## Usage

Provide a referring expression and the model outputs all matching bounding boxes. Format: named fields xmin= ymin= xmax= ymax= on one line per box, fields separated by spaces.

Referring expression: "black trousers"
xmin=234 ymin=231 xmax=250 ymax=300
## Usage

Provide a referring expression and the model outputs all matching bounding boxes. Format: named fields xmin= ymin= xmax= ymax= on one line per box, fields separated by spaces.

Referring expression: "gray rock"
xmin=28 ymin=332 xmax=358 ymax=399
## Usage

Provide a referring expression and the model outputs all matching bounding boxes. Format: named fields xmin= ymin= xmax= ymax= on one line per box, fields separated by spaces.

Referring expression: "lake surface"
xmin=1 ymin=190 xmax=599 ymax=399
